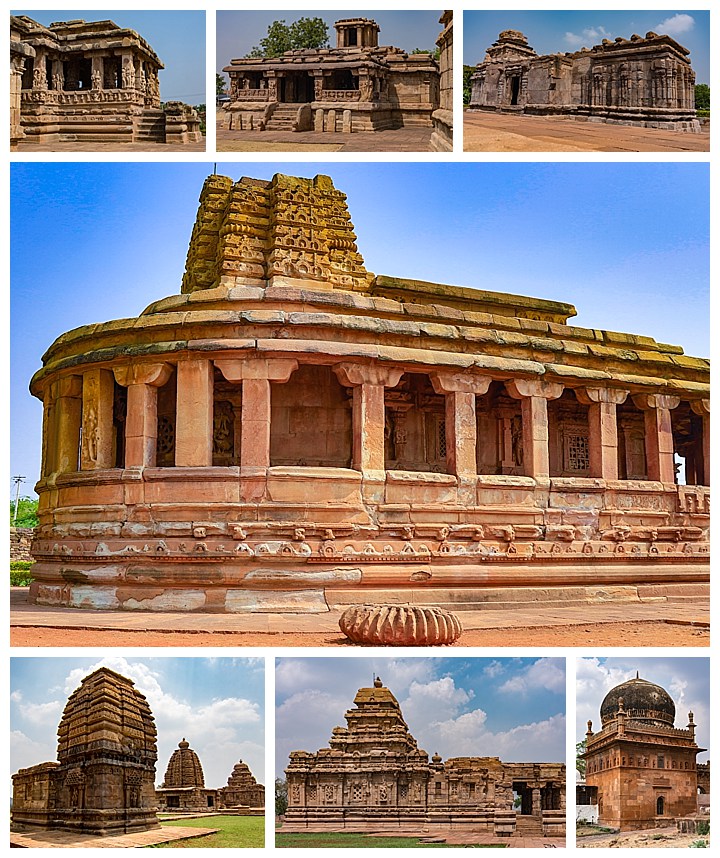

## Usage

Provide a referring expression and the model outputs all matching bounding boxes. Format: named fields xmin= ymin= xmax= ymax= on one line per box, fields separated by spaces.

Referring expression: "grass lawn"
xmin=154 ymin=815 xmax=264 ymax=848
xmin=276 ymin=832 xmax=506 ymax=848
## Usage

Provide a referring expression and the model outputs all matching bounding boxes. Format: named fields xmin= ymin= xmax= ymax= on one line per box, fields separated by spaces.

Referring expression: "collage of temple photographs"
xmin=6 ymin=1 xmax=714 ymax=852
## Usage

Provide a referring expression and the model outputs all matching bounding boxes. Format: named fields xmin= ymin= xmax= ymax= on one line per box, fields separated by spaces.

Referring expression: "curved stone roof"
xmin=600 ymin=675 xmax=676 ymax=728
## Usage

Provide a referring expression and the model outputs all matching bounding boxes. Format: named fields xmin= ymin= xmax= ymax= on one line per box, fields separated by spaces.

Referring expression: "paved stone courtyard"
xmin=463 ymin=111 xmax=710 ymax=152
xmin=10 ymin=588 xmax=708 ymax=648
xmin=216 ymin=121 xmax=433 ymax=151
xmin=10 ymin=825 xmax=219 ymax=848
xmin=14 ymin=138 xmax=206 ymax=152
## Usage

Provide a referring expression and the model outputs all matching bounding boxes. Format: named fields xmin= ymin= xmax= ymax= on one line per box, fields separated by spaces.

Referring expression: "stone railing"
xmin=233 ymin=89 xmax=270 ymax=101
xmin=320 ymin=89 xmax=361 ymax=101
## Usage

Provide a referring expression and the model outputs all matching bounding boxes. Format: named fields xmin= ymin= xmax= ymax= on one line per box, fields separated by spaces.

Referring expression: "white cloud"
xmin=656 ymin=14 xmax=695 ymax=37
xmin=483 ymin=661 xmax=505 ymax=679
xmin=10 ymin=730 xmax=56 ymax=775
xmin=564 ymin=26 xmax=613 ymax=48
xmin=421 ymin=711 xmax=565 ymax=763
xmin=13 ymin=698 xmax=64 ymax=726
xmin=400 ymin=677 xmax=472 ymax=726
xmin=498 ymin=658 xmax=565 ymax=695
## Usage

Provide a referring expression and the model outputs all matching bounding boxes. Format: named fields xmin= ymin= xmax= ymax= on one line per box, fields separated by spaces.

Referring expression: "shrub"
xmin=696 ymin=820 xmax=710 ymax=836
xmin=10 ymin=561 xmax=34 ymax=586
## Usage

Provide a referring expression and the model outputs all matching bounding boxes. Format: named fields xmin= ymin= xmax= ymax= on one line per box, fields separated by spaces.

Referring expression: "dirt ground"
xmin=11 ymin=620 xmax=708 ymax=649
xmin=578 ymin=825 xmax=709 ymax=848
xmin=463 ymin=111 xmax=710 ymax=152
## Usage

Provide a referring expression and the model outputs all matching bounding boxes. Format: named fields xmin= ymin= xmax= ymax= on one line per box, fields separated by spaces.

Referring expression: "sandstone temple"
xmin=221 ymin=17 xmax=439 ymax=134
xmin=469 ymin=29 xmax=699 ymax=131
xmin=10 ymin=15 xmax=202 ymax=148
xmin=283 ymin=677 xmax=565 ymax=837
xmin=11 ymin=668 xmax=159 ymax=834
xmin=27 ymin=171 xmax=709 ymax=615
xmin=156 ymin=738 xmax=264 ymax=812
xmin=581 ymin=674 xmax=709 ymax=831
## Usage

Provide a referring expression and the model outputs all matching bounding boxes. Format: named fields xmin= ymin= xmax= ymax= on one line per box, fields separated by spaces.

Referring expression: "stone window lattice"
xmin=564 ymin=432 xmax=590 ymax=472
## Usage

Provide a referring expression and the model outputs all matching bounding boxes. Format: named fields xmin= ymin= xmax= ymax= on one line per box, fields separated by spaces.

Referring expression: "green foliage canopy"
xmin=695 ymin=83 xmax=710 ymax=111
xmin=216 ymin=73 xmax=227 ymax=96
xmin=247 ymin=17 xmax=329 ymax=58
xmin=576 ymin=739 xmax=587 ymax=776
xmin=10 ymin=497 xmax=38 ymax=528
xmin=463 ymin=65 xmax=475 ymax=104
xmin=275 ymin=778 xmax=288 ymax=816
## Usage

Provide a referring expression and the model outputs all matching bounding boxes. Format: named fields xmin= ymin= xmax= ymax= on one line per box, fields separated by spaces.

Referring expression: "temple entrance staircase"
xmin=265 ymin=104 xmax=308 ymax=131
xmin=134 ymin=109 xmax=166 ymax=142
xmin=514 ymin=815 xmax=544 ymax=836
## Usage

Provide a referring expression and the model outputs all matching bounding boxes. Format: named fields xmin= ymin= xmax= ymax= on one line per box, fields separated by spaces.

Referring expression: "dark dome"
xmin=600 ymin=676 xmax=675 ymax=728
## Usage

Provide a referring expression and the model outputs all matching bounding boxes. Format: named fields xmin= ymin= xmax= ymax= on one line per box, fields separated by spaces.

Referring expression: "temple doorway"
xmin=279 ymin=72 xmax=314 ymax=103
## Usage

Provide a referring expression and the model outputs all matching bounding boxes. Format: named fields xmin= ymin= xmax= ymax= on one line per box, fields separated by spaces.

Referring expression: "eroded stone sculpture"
xmin=27 ymin=171 xmax=710 ymax=615
xmin=284 ymin=677 xmax=565 ymax=836
xmin=469 ymin=29 xmax=700 ymax=131
xmin=339 ymin=604 xmax=462 ymax=645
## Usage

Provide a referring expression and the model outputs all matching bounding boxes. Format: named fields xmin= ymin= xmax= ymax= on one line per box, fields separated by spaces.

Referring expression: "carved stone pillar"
xmin=81 ymin=368 xmax=115 ymax=470
xmin=531 ymin=787 xmax=541 ymax=816
xmin=430 ymin=371 xmax=491 ymax=478
xmin=632 ymin=393 xmax=680 ymax=483
xmin=175 ymin=359 xmax=214 ymax=467
xmin=52 ymin=376 xmax=83 ymax=475
xmin=333 ymin=363 xmax=404 ymax=477
xmin=690 ymin=399 xmax=710 ymax=486
xmin=90 ymin=55 xmax=103 ymax=90
xmin=215 ymin=358 xmax=298 ymax=472
xmin=113 ymin=364 xmax=173 ymax=467
xmin=505 ymin=379 xmax=564 ymax=478
xmin=575 ymin=387 xmax=628 ymax=480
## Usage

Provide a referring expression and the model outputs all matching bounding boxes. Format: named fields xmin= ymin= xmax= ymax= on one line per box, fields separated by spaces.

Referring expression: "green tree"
xmin=275 ymin=778 xmax=288 ymax=817
xmin=695 ymin=83 xmax=710 ymax=111
xmin=216 ymin=73 xmax=227 ymax=97
xmin=463 ymin=65 xmax=475 ymax=104
xmin=576 ymin=739 xmax=587 ymax=777
xmin=411 ymin=47 xmax=440 ymax=60
xmin=248 ymin=17 xmax=329 ymax=58
xmin=10 ymin=497 xmax=38 ymax=528
xmin=289 ymin=17 xmax=329 ymax=51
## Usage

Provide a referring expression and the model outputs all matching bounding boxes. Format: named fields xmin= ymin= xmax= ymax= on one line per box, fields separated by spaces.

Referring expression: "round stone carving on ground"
xmin=339 ymin=604 xmax=463 ymax=646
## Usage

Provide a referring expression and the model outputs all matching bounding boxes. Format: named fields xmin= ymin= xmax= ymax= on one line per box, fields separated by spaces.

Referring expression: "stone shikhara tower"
xmin=284 ymin=677 xmax=565 ymax=837
xmin=28 ymin=171 xmax=709 ymax=615
xmin=583 ymin=674 xmax=706 ymax=830
xmin=11 ymin=668 xmax=159 ymax=833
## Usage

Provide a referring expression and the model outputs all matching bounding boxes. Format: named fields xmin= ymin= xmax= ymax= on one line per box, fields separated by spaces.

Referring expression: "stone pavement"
xmin=10 ymin=825 xmax=219 ymax=848
xmin=10 ymin=587 xmax=708 ymax=636
xmin=217 ymin=122 xmax=433 ymax=152
xmin=282 ymin=828 xmax=563 ymax=848
xmin=14 ymin=140 xmax=206 ymax=153
xmin=463 ymin=111 xmax=710 ymax=152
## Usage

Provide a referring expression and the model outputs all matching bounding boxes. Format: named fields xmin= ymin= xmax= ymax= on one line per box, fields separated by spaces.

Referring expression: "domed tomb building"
xmin=11 ymin=667 xmax=159 ymax=833
xmin=284 ymin=677 xmax=565 ymax=837
xmin=583 ymin=674 xmax=707 ymax=830
xmin=28 ymin=171 xmax=709 ymax=614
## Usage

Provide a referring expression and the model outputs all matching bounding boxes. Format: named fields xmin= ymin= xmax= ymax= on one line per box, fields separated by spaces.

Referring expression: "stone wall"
xmin=10 ymin=527 xmax=34 ymax=562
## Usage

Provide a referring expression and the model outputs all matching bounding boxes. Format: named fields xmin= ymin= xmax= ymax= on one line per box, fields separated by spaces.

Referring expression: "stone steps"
xmin=266 ymin=104 xmax=308 ymax=130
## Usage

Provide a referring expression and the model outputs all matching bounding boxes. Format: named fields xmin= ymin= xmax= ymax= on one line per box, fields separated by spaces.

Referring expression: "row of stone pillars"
xmin=26 ymin=48 xmax=157 ymax=93
xmin=40 ymin=359 xmax=710 ymax=485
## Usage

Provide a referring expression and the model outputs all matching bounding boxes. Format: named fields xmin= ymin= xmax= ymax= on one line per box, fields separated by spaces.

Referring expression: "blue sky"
xmin=217 ymin=10 xmax=442 ymax=78
xmin=10 ymin=161 xmax=709 ymax=497
xmin=12 ymin=10 xmax=206 ymax=104
xmin=576 ymin=657 xmax=710 ymax=764
xmin=275 ymin=657 xmax=565 ymax=778
xmin=465 ymin=10 xmax=709 ymax=84
xmin=10 ymin=656 xmax=265 ymax=789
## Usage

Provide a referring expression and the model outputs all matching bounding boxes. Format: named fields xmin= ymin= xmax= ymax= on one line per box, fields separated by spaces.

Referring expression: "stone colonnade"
xmin=40 ymin=357 xmax=709 ymax=486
